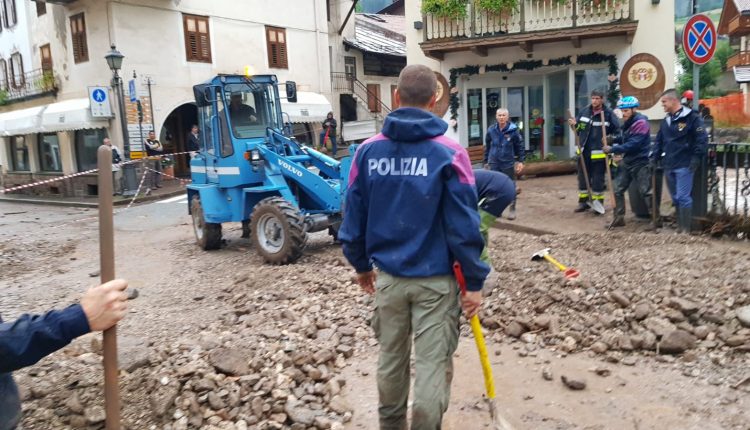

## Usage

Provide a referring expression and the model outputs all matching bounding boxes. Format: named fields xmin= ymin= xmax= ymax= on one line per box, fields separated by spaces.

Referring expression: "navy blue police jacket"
xmin=652 ymin=106 xmax=708 ymax=170
xmin=339 ymin=107 xmax=490 ymax=292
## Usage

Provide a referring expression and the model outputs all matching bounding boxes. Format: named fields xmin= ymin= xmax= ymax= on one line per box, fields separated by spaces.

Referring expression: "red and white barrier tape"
xmin=0 ymin=152 xmax=192 ymax=195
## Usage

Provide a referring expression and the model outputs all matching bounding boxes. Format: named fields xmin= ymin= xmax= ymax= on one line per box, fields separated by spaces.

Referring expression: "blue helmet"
xmin=617 ymin=96 xmax=639 ymax=109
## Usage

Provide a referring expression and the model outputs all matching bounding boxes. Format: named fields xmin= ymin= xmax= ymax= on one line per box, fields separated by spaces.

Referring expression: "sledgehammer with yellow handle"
xmin=453 ymin=262 xmax=514 ymax=430
xmin=531 ymin=248 xmax=580 ymax=279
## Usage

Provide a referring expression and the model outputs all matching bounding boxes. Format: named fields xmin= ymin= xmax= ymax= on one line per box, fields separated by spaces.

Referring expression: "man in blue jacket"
xmin=483 ymin=108 xmax=525 ymax=220
xmin=651 ymin=88 xmax=708 ymax=233
xmin=603 ymin=96 xmax=657 ymax=230
xmin=339 ymin=64 xmax=489 ymax=430
xmin=568 ymin=89 xmax=620 ymax=212
xmin=1 ymin=279 xmax=128 ymax=429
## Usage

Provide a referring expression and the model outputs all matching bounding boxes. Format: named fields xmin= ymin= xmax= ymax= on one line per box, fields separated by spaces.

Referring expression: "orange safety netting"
xmin=701 ymin=93 xmax=750 ymax=127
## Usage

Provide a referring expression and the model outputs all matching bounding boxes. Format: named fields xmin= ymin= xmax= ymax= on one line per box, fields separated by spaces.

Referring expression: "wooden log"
xmin=520 ymin=160 xmax=577 ymax=177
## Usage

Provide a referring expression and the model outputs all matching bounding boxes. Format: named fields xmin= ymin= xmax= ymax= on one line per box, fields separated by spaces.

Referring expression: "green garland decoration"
xmin=448 ymin=52 xmax=619 ymax=130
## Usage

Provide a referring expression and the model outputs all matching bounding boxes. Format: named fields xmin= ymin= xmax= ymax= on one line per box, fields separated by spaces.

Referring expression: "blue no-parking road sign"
xmin=682 ymin=14 xmax=717 ymax=66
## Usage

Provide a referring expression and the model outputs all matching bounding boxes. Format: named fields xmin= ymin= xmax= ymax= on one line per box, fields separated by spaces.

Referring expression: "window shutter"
xmin=266 ymin=27 xmax=288 ymax=69
xmin=9 ymin=0 xmax=15 ymax=26
xmin=70 ymin=14 xmax=88 ymax=63
xmin=0 ymin=59 xmax=7 ymax=90
xmin=184 ymin=14 xmax=211 ymax=63
xmin=41 ymin=44 xmax=52 ymax=71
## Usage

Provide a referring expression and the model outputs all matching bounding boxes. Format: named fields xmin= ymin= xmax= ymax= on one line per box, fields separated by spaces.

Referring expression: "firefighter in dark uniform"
xmin=568 ymin=89 xmax=620 ymax=212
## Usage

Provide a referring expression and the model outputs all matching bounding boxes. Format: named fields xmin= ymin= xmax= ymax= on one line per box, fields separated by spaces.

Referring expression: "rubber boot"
xmin=574 ymin=199 xmax=589 ymax=213
xmin=678 ymin=207 xmax=693 ymax=234
xmin=611 ymin=193 xmax=627 ymax=228
xmin=608 ymin=215 xmax=625 ymax=229
xmin=478 ymin=209 xmax=496 ymax=265
xmin=643 ymin=198 xmax=660 ymax=232
xmin=506 ymin=202 xmax=517 ymax=220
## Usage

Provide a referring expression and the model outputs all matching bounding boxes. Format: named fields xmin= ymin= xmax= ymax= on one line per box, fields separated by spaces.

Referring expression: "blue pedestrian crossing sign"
xmin=682 ymin=14 xmax=717 ymax=66
xmin=88 ymin=86 xmax=113 ymax=118
xmin=92 ymin=89 xmax=106 ymax=102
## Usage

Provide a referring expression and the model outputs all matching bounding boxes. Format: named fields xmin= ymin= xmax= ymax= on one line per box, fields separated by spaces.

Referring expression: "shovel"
xmin=531 ymin=248 xmax=580 ymax=279
xmin=453 ymin=262 xmax=514 ymax=430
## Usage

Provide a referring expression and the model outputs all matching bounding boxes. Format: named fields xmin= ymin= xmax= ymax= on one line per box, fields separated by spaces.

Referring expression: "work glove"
xmin=602 ymin=145 xmax=613 ymax=154
xmin=605 ymin=135 xmax=615 ymax=146
xmin=689 ymin=157 xmax=701 ymax=173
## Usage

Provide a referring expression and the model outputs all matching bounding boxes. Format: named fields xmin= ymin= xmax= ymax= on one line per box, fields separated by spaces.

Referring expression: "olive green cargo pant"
xmin=479 ymin=208 xmax=497 ymax=265
xmin=372 ymin=271 xmax=460 ymax=430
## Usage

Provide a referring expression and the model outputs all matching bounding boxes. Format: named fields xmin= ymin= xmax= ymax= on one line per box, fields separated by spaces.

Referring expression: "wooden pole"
xmin=567 ymin=109 xmax=595 ymax=207
xmin=600 ymin=111 xmax=617 ymax=209
xmin=98 ymin=145 xmax=121 ymax=430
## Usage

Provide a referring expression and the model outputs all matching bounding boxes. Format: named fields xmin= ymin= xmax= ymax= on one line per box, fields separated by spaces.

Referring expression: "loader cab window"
xmin=200 ymin=94 xmax=215 ymax=156
xmin=216 ymin=90 xmax=234 ymax=157
xmin=223 ymin=83 xmax=280 ymax=139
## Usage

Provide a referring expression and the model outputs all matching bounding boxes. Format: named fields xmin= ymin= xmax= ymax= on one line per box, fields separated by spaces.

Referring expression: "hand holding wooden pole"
xmin=599 ymin=111 xmax=617 ymax=210
xmin=97 ymin=145 xmax=121 ymax=430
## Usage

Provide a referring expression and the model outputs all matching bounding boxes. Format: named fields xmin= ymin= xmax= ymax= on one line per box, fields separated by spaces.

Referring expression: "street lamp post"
xmin=105 ymin=45 xmax=137 ymax=196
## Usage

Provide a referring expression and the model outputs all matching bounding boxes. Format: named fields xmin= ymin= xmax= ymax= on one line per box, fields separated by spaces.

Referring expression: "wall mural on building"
xmin=619 ymin=53 xmax=666 ymax=111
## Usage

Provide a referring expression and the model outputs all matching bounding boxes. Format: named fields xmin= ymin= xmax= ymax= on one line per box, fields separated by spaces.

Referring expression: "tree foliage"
xmin=677 ymin=39 xmax=731 ymax=97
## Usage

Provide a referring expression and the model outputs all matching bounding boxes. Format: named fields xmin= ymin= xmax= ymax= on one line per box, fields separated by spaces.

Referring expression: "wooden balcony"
xmin=420 ymin=0 xmax=637 ymax=59
xmin=727 ymin=51 xmax=750 ymax=69
xmin=727 ymin=14 xmax=750 ymax=36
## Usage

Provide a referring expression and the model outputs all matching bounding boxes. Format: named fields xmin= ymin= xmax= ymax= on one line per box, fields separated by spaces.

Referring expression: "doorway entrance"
xmin=161 ymin=103 xmax=198 ymax=177
xmin=465 ymin=81 xmax=545 ymax=160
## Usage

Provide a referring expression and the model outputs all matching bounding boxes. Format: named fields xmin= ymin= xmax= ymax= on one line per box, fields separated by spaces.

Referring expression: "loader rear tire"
xmin=191 ymin=196 xmax=222 ymax=250
xmin=251 ymin=196 xmax=307 ymax=264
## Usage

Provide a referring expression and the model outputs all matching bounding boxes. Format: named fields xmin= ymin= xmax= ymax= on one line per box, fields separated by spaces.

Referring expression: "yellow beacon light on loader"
xmin=244 ymin=65 xmax=255 ymax=77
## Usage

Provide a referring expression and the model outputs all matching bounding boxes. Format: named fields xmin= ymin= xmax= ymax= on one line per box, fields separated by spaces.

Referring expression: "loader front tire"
xmin=191 ymin=196 xmax=222 ymax=250
xmin=251 ymin=196 xmax=307 ymax=264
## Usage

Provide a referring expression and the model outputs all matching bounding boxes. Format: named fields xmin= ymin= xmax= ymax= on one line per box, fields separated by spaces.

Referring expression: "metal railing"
xmin=0 ymin=69 xmax=57 ymax=103
xmin=423 ymin=0 xmax=633 ymax=41
xmin=706 ymin=143 xmax=750 ymax=219
xmin=331 ymin=72 xmax=391 ymax=114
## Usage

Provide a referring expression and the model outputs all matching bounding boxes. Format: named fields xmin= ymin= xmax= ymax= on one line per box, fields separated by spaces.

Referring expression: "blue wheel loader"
xmin=187 ymin=74 xmax=352 ymax=264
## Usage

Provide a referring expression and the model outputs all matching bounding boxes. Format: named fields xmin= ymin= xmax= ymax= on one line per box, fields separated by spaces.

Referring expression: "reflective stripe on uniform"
xmin=591 ymin=150 xmax=606 ymax=160
xmin=579 ymin=192 xmax=589 ymax=199
xmin=579 ymin=116 xmax=591 ymax=123
xmin=592 ymin=194 xmax=605 ymax=200
xmin=591 ymin=121 xmax=610 ymax=127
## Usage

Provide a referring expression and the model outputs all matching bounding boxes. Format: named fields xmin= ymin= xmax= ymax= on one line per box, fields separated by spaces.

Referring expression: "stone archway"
xmin=160 ymin=103 xmax=198 ymax=177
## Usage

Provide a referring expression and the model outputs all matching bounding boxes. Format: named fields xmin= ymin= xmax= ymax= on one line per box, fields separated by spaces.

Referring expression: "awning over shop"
xmin=281 ymin=92 xmax=332 ymax=123
xmin=733 ymin=66 xmax=750 ymax=83
xmin=0 ymin=106 xmax=45 ymax=136
xmin=41 ymin=98 xmax=109 ymax=132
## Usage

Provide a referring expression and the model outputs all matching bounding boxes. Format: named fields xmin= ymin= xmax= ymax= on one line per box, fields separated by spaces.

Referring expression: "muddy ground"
xmin=0 ymin=187 xmax=749 ymax=429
